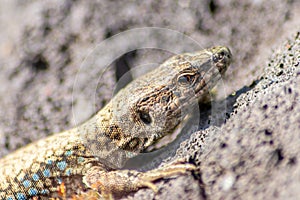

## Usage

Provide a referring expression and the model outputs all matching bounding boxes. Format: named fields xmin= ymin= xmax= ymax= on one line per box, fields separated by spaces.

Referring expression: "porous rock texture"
xmin=0 ymin=1 xmax=299 ymax=199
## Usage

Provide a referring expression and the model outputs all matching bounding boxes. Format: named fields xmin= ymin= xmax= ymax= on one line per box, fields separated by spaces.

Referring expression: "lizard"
xmin=0 ymin=46 xmax=232 ymax=200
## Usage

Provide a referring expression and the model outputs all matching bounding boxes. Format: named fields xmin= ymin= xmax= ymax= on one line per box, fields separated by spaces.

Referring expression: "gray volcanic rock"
xmin=197 ymin=33 xmax=300 ymax=200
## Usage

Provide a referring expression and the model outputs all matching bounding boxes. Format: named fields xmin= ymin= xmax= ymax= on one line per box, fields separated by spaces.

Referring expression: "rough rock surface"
xmin=0 ymin=0 xmax=299 ymax=199
xmin=172 ymin=32 xmax=300 ymax=200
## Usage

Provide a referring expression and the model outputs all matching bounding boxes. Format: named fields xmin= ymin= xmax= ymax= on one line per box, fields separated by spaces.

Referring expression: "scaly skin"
xmin=0 ymin=46 xmax=232 ymax=199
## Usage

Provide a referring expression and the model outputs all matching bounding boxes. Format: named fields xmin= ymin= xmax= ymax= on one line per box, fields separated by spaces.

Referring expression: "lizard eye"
xmin=177 ymin=74 xmax=195 ymax=87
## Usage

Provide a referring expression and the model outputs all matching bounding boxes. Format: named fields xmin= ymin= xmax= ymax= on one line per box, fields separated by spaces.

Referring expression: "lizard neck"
xmin=76 ymin=103 xmax=138 ymax=169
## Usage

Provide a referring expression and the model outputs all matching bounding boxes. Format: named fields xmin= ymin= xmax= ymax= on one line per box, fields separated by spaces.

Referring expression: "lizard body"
xmin=0 ymin=46 xmax=231 ymax=199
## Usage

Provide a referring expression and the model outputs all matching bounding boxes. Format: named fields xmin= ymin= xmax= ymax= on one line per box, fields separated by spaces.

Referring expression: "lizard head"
xmin=113 ymin=46 xmax=231 ymax=150
xmin=90 ymin=46 xmax=231 ymax=168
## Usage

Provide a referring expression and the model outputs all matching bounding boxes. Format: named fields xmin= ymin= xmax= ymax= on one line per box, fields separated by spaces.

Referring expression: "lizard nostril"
xmin=220 ymin=51 xmax=225 ymax=57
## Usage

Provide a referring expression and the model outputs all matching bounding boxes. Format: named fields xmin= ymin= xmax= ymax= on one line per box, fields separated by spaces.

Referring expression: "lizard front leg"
xmin=82 ymin=162 xmax=196 ymax=199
